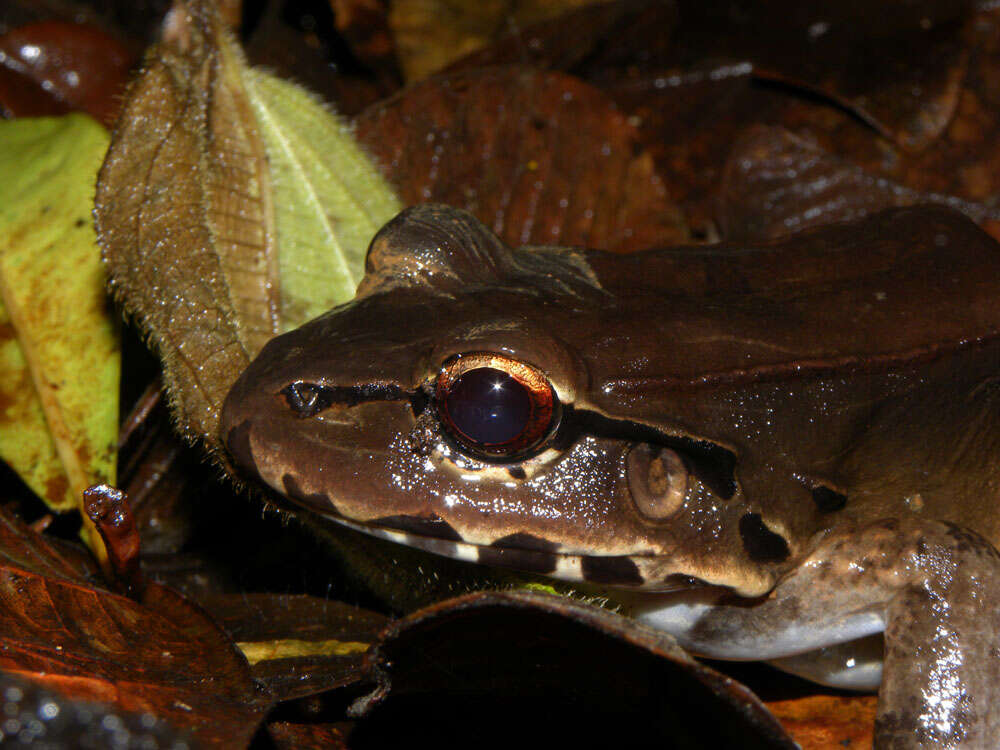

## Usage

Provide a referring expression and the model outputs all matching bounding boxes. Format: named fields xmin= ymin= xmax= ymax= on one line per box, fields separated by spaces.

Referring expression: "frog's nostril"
xmin=282 ymin=381 xmax=334 ymax=417
xmin=627 ymin=444 xmax=689 ymax=520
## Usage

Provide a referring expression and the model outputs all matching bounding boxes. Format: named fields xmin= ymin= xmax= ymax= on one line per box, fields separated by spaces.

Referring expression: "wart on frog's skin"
xmin=221 ymin=203 xmax=1000 ymax=748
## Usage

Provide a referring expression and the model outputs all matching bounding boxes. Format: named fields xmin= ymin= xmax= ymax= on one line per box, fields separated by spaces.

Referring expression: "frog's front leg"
xmin=632 ymin=518 xmax=1000 ymax=749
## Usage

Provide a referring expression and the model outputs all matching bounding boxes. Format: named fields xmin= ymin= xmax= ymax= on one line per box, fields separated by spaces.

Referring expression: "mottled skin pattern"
xmin=221 ymin=204 xmax=1000 ymax=748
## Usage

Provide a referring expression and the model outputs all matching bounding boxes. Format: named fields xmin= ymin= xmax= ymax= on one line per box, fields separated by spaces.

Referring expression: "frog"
xmin=220 ymin=202 xmax=1000 ymax=748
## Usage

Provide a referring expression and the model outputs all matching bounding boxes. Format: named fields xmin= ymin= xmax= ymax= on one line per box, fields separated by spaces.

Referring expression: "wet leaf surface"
xmin=0 ymin=115 xmax=119 ymax=561
xmin=354 ymin=590 xmax=796 ymax=749
xmin=0 ymin=669 xmax=194 ymax=748
xmin=718 ymin=125 xmax=1000 ymax=241
xmin=448 ymin=0 xmax=679 ymax=77
xmin=0 ymin=65 xmax=72 ymax=120
xmin=0 ymin=0 xmax=171 ymax=51
xmin=662 ymin=0 xmax=974 ymax=152
xmin=446 ymin=1 xmax=993 ymax=235
xmin=0 ymin=504 xmax=269 ymax=747
xmin=0 ymin=21 xmax=135 ymax=126
xmin=267 ymin=721 xmax=352 ymax=750
xmin=802 ymin=7 xmax=1000 ymax=206
xmin=355 ymin=66 xmax=688 ymax=251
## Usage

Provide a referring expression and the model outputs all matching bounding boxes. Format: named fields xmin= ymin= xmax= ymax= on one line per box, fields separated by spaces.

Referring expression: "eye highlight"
xmin=435 ymin=353 xmax=558 ymax=460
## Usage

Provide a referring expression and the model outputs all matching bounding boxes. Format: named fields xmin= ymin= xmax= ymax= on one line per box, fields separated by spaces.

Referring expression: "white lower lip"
xmin=332 ymin=516 xmax=590 ymax=580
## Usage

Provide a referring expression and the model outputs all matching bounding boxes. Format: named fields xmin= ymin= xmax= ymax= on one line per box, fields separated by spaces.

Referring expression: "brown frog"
xmin=221 ymin=203 xmax=1000 ymax=748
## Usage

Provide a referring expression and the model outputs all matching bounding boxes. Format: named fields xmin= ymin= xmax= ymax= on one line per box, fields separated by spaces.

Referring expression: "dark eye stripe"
xmin=280 ymin=381 xmax=409 ymax=417
xmin=552 ymin=405 xmax=738 ymax=500
xmin=281 ymin=382 xmax=334 ymax=417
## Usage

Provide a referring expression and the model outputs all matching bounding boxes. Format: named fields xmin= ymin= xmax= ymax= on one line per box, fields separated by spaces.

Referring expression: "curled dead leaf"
xmin=0 ymin=504 xmax=269 ymax=747
xmin=95 ymin=0 xmax=400 ymax=450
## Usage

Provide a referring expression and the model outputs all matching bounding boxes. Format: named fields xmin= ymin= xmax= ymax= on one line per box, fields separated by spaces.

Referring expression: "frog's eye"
xmin=435 ymin=353 xmax=558 ymax=460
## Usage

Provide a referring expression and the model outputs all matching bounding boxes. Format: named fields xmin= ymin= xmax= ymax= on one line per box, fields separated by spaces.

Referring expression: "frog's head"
xmin=221 ymin=205 xmax=804 ymax=596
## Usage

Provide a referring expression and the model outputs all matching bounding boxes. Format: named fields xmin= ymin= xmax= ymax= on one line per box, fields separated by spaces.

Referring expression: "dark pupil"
xmin=444 ymin=367 xmax=531 ymax=446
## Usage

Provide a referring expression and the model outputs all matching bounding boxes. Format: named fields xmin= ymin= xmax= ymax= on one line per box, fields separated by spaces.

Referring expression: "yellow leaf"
xmin=0 ymin=114 xmax=120 ymax=560
xmin=236 ymin=637 xmax=369 ymax=665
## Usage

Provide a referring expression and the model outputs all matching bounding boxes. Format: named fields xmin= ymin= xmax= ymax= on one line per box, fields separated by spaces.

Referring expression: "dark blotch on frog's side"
xmin=739 ymin=513 xmax=790 ymax=563
xmin=478 ymin=544 xmax=558 ymax=575
xmin=581 ymin=555 xmax=644 ymax=585
xmin=811 ymin=485 xmax=847 ymax=513
xmin=491 ymin=532 xmax=561 ymax=552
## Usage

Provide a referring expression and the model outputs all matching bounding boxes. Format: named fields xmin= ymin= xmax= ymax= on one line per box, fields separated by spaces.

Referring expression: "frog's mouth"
xmin=329 ymin=513 xmax=708 ymax=592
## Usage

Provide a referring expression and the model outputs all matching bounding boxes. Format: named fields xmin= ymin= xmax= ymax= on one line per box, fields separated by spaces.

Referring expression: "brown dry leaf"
xmin=355 ymin=67 xmax=687 ymax=251
xmin=0 ymin=504 xmax=268 ymax=747
xmin=388 ymin=0 xmax=600 ymax=81
xmin=452 ymin=1 xmax=979 ymax=232
xmin=96 ymin=0 xmax=277 ymax=448
xmin=328 ymin=0 xmax=401 ymax=89
xmin=663 ymin=0 xmax=974 ymax=153
xmin=718 ymin=125 xmax=1000 ymax=241
xmin=242 ymin=0 xmax=394 ymax=116
xmin=268 ymin=722 xmax=352 ymax=749
xmin=767 ymin=694 xmax=877 ymax=749
xmin=447 ymin=0 xmax=678 ymax=77
xmin=95 ymin=0 xmax=399 ymax=450
xmin=799 ymin=6 xmax=1000 ymax=208
xmin=355 ymin=590 xmax=796 ymax=748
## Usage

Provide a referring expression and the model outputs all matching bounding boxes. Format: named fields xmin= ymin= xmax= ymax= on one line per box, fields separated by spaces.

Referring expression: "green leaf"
xmin=0 ymin=114 xmax=119 ymax=557
xmin=241 ymin=69 xmax=402 ymax=331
